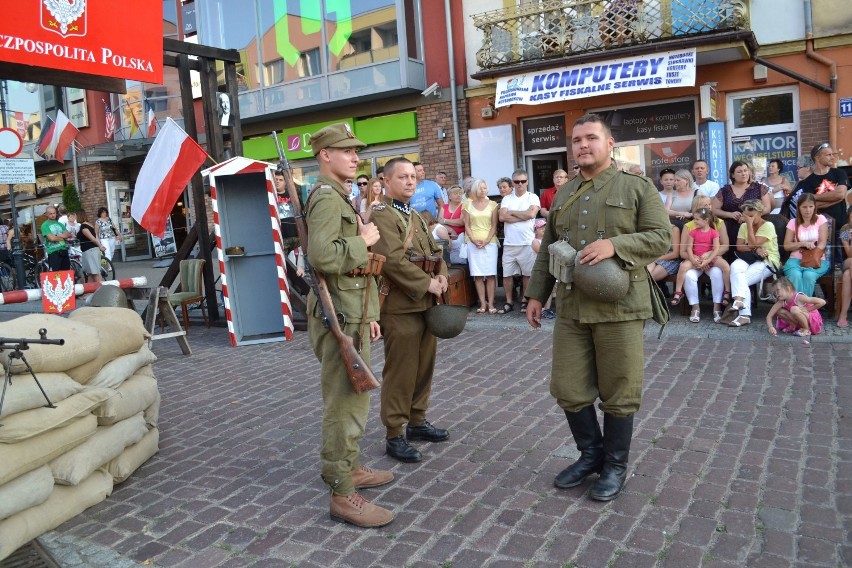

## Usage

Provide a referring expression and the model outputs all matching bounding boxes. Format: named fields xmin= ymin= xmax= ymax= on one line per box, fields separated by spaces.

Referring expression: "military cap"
xmin=310 ymin=123 xmax=365 ymax=155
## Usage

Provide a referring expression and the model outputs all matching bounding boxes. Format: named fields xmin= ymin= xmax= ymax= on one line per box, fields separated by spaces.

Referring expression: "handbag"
xmin=801 ymin=246 xmax=822 ymax=269
xmin=735 ymin=250 xmax=762 ymax=264
xmin=457 ymin=234 xmax=468 ymax=260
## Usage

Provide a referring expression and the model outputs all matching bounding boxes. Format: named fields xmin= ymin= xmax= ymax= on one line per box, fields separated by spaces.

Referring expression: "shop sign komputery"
xmin=495 ymin=49 xmax=696 ymax=108
xmin=0 ymin=0 xmax=163 ymax=84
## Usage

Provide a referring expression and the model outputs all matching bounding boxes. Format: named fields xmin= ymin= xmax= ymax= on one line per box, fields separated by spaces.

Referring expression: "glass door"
xmin=107 ymin=181 xmax=152 ymax=261
xmin=526 ymin=153 xmax=566 ymax=197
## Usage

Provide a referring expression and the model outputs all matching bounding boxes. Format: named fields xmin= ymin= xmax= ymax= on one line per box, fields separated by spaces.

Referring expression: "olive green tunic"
xmin=526 ymin=166 xmax=670 ymax=415
xmin=370 ymin=199 xmax=448 ymax=438
xmin=305 ymin=175 xmax=379 ymax=496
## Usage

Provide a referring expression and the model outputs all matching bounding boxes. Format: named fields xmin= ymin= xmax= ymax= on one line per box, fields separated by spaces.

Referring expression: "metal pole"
xmin=444 ymin=0 xmax=463 ymax=181
xmin=0 ymin=80 xmax=26 ymax=289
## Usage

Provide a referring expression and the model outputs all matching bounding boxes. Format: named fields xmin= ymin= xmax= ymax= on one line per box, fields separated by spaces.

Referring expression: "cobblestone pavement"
xmin=23 ymin=301 xmax=851 ymax=567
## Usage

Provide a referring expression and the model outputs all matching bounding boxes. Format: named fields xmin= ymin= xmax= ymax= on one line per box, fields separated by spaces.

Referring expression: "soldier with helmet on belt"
xmin=305 ymin=123 xmax=394 ymax=528
xmin=526 ymin=113 xmax=670 ymax=501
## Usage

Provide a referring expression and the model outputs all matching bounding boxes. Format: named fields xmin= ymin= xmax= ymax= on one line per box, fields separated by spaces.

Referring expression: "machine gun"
xmin=0 ymin=328 xmax=64 ymax=426
xmin=271 ymin=132 xmax=380 ymax=394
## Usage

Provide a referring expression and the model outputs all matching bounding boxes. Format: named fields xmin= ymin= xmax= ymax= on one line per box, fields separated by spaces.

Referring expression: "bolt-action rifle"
xmin=272 ymin=132 xmax=380 ymax=394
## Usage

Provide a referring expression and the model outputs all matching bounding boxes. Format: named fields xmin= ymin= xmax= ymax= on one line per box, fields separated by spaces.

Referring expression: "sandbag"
xmin=0 ymin=469 xmax=112 ymax=561
xmin=0 ymin=389 xmax=113 ymax=444
xmin=0 ymin=314 xmax=99 ymax=375
xmin=0 ymin=372 xmax=83 ymax=419
xmin=50 ymin=413 xmax=148 ymax=486
xmin=0 ymin=466 xmax=54 ymax=521
xmin=86 ymin=346 xmax=157 ymax=389
xmin=106 ymin=427 xmax=159 ymax=484
xmin=93 ymin=374 xmax=159 ymax=426
xmin=66 ymin=308 xmax=150 ymax=384
xmin=0 ymin=414 xmax=96 ymax=487
xmin=144 ymin=390 xmax=161 ymax=429
xmin=136 ymin=364 xmax=155 ymax=377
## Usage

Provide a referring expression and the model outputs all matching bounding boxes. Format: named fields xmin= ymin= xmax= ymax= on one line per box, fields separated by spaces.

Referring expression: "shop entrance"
xmin=526 ymin=153 xmax=566 ymax=197
xmin=107 ymin=181 xmax=152 ymax=261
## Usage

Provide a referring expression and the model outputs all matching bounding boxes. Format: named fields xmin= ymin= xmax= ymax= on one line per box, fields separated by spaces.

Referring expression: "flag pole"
xmin=64 ymin=88 xmax=81 ymax=197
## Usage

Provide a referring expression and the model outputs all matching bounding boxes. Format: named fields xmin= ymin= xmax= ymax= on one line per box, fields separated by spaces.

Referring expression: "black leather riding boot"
xmin=554 ymin=406 xmax=604 ymax=489
xmin=590 ymin=414 xmax=634 ymax=501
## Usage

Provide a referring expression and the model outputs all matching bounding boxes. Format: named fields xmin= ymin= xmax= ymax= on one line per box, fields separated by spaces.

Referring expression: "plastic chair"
xmin=167 ymin=259 xmax=209 ymax=330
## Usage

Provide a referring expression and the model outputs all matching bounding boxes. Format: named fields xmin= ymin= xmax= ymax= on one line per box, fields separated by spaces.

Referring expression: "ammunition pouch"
xmin=346 ymin=252 xmax=386 ymax=277
xmin=408 ymin=254 xmax=443 ymax=275
xmin=548 ymin=240 xmax=577 ymax=285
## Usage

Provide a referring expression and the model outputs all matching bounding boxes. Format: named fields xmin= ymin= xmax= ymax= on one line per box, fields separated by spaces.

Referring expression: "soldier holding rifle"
xmin=304 ymin=123 xmax=394 ymax=528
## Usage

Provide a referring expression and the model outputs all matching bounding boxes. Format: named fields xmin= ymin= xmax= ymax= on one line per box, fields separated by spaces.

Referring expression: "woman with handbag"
xmin=782 ymin=193 xmax=830 ymax=296
xmin=724 ymin=199 xmax=780 ymax=327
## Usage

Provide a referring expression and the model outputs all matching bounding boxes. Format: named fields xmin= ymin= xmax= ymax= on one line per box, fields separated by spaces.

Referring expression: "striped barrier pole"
xmin=0 ymin=277 xmax=148 ymax=305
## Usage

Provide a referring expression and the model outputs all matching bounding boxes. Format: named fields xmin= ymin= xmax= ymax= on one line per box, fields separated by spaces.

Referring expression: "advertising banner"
xmin=698 ymin=122 xmax=727 ymax=185
xmin=0 ymin=0 xmax=163 ymax=84
xmin=731 ymin=132 xmax=798 ymax=179
xmin=644 ymin=140 xmax=697 ymax=181
xmin=496 ymin=49 xmax=696 ymax=108
xmin=522 ymin=115 xmax=566 ymax=152
xmin=596 ymin=100 xmax=696 ymax=142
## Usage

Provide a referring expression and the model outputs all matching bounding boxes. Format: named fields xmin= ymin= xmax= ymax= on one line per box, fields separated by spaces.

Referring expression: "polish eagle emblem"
xmin=42 ymin=273 xmax=75 ymax=314
xmin=41 ymin=0 xmax=87 ymax=38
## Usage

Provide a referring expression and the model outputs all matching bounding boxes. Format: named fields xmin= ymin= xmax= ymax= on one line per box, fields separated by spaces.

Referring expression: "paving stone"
xmin=27 ymin=320 xmax=850 ymax=568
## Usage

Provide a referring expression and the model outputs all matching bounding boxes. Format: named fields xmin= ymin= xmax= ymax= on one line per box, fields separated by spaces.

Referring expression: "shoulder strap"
xmin=388 ymin=206 xmax=417 ymax=251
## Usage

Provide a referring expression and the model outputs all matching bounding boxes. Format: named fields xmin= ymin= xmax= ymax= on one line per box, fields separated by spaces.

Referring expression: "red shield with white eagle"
xmin=41 ymin=0 xmax=87 ymax=38
xmin=41 ymin=271 xmax=76 ymax=314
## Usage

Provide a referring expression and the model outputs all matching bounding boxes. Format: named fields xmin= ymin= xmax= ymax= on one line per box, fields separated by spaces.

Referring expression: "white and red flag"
xmin=34 ymin=110 xmax=78 ymax=163
xmin=131 ymin=118 xmax=207 ymax=238
xmin=146 ymin=101 xmax=157 ymax=138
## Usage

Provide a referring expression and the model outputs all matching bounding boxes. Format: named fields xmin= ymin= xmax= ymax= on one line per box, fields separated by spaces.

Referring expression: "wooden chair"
xmin=167 ymin=259 xmax=209 ymax=330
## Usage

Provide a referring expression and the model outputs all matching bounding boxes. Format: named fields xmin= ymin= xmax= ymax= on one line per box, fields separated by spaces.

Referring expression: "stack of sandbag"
xmin=0 ymin=309 xmax=160 ymax=560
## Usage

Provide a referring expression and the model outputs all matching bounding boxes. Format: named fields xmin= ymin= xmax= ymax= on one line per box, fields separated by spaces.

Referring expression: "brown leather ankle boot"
xmin=352 ymin=465 xmax=394 ymax=489
xmin=330 ymin=492 xmax=394 ymax=528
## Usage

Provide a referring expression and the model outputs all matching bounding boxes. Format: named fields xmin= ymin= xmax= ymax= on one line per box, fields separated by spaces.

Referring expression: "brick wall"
xmin=65 ymin=162 xmax=129 ymax=219
xmin=799 ymin=108 xmax=829 ymax=158
xmin=416 ymin=99 xmax=471 ymax=186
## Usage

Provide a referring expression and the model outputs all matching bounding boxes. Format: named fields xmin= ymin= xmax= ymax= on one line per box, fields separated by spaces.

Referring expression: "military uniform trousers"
xmin=308 ymin=316 xmax=371 ymax=496
xmin=550 ymin=316 xmax=645 ymax=416
xmin=380 ymin=311 xmax=436 ymax=438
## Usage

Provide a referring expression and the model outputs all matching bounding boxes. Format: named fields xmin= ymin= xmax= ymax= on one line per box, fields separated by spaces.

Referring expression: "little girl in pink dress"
xmin=766 ymin=277 xmax=825 ymax=344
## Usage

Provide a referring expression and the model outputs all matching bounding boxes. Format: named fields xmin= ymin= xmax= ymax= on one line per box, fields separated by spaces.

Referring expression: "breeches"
xmin=550 ymin=317 xmax=645 ymax=416
xmin=380 ymin=311 xmax=436 ymax=438
xmin=308 ymin=316 xmax=371 ymax=496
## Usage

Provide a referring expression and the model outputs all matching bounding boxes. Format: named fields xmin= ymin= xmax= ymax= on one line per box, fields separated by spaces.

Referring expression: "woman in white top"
xmin=765 ymin=159 xmax=792 ymax=215
xmin=359 ymin=177 xmax=384 ymax=223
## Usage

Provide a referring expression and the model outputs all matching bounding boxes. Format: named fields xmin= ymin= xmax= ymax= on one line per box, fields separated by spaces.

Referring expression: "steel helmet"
xmin=424 ymin=304 xmax=468 ymax=339
xmin=573 ymin=257 xmax=630 ymax=303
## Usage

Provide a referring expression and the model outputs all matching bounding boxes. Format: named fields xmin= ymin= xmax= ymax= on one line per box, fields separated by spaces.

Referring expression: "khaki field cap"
xmin=310 ymin=123 xmax=365 ymax=155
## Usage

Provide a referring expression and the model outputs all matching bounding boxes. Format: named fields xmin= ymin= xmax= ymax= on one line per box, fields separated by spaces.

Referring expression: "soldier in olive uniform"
xmin=370 ymin=157 xmax=450 ymax=463
xmin=305 ymin=123 xmax=394 ymax=528
xmin=526 ymin=114 xmax=670 ymax=501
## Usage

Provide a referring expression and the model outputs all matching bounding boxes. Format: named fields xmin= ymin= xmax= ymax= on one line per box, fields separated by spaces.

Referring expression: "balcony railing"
xmin=472 ymin=0 xmax=748 ymax=70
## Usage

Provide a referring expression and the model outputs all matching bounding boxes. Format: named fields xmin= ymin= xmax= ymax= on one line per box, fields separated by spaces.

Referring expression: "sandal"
xmin=497 ymin=303 xmax=514 ymax=314
xmin=721 ymin=291 xmax=732 ymax=307
xmin=488 ymin=307 xmax=498 ymax=315
xmin=728 ymin=315 xmax=750 ymax=327
xmin=713 ymin=310 xmax=723 ymax=323
xmin=837 ymin=320 xmax=849 ymax=328
xmin=520 ymin=302 xmax=528 ymax=314
xmin=689 ymin=309 xmax=700 ymax=323
xmin=731 ymin=299 xmax=745 ymax=311
xmin=670 ymin=291 xmax=684 ymax=306
xmin=476 ymin=307 xmax=486 ymax=314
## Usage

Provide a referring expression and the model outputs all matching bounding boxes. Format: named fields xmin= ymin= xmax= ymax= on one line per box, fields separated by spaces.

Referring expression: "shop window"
xmin=732 ymin=92 xmax=794 ymax=129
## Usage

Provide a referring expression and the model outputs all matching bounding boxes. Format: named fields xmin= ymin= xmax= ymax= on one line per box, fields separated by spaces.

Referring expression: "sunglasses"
xmin=513 ymin=179 xmax=528 ymax=184
xmin=357 ymin=181 xmax=369 ymax=186
xmin=741 ymin=205 xmax=758 ymax=212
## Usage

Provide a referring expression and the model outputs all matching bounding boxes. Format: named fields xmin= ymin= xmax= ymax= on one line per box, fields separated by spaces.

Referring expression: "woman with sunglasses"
xmin=712 ymin=160 xmax=772 ymax=262
xmin=359 ymin=177 xmax=385 ymax=223
xmin=723 ymin=199 xmax=780 ymax=327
